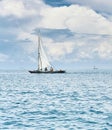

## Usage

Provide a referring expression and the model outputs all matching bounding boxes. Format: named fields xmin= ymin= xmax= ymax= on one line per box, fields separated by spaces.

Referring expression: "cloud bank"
xmin=65 ymin=0 xmax=112 ymax=14
xmin=39 ymin=5 xmax=112 ymax=34
xmin=0 ymin=0 xmax=112 ymax=68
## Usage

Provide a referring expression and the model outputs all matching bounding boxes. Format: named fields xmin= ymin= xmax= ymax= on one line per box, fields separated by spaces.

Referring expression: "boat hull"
xmin=29 ymin=70 xmax=66 ymax=74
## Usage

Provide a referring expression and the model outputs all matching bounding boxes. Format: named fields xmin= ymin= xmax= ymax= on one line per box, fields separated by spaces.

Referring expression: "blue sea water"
xmin=0 ymin=70 xmax=112 ymax=130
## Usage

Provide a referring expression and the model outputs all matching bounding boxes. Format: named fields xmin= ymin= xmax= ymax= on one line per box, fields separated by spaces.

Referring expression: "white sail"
xmin=38 ymin=35 xmax=51 ymax=71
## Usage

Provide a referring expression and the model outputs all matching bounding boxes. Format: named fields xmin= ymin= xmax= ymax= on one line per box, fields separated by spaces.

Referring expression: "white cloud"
xmin=1 ymin=0 xmax=112 ymax=63
xmin=20 ymin=32 xmax=112 ymax=62
xmin=0 ymin=0 xmax=45 ymax=18
xmin=66 ymin=0 xmax=112 ymax=14
xmin=11 ymin=2 xmax=112 ymax=35
xmin=0 ymin=53 xmax=9 ymax=62
xmin=72 ymin=39 xmax=112 ymax=61
xmin=15 ymin=2 xmax=112 ymax=62
xmin=39 ymin=5 xmax=112 ymax=35
xmin=96 ymin=42 xmax=112 ymax=59
xmin=45 ymin=41 xmax=74 ymax=60
xmin=18 ymin=31 xmax=38 ymax=54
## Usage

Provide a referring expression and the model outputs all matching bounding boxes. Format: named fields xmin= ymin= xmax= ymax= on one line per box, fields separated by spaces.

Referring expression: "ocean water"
xmin=0 ymin=70 xmax=112 ymax=130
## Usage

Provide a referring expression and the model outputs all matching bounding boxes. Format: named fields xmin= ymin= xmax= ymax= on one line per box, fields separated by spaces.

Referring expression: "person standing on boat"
xmin=50 ymin=67 xmax=53 ymax=72
xmin=45 ymin=67 xmax=48 ymax=72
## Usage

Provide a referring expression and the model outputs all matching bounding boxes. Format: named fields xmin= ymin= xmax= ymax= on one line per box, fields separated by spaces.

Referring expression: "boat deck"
xmin=29 ymin=70 xmax=66 ymax=74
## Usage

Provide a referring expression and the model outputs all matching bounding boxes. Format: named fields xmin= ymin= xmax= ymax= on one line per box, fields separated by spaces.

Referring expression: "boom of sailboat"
xmin=29 ymin=33 xmax=66 ymax=74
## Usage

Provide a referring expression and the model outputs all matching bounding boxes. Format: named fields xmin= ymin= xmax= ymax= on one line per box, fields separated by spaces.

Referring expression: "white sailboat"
xmin=29 ymin=33 xmax=66 ymax=74
xmin=93 ymin=66 xmax=98 ymax=70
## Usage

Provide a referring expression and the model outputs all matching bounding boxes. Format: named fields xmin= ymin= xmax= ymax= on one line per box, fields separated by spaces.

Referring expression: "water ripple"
xmin=0 ymin=71 xmax=112 ymax=129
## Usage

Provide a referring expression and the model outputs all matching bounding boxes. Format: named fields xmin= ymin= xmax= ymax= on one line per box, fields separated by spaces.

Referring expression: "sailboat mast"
xmin=38 ymin=35 xmax=40 ymax=70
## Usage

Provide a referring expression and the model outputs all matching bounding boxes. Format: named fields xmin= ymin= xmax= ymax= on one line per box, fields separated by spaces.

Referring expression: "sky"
xmin=0 ymin=0 xmax=112 ymax=70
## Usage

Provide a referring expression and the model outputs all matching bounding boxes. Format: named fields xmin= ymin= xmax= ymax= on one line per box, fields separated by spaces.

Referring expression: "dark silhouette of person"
xmin=45 ymin=67 xmax=48 ymax=71
xmin=50 ymin=67 xmax=53 ymax=72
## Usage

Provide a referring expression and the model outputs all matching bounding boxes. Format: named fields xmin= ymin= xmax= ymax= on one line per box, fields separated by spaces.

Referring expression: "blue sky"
xmin=0 ymin=0 xmax=112 ymax=70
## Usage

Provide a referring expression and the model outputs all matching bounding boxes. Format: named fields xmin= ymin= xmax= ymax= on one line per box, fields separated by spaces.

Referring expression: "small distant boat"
xmin=29 ymin=32 xmax=66 ymax=74
xmin=93 ymin=66 xmax=98 ymax=70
